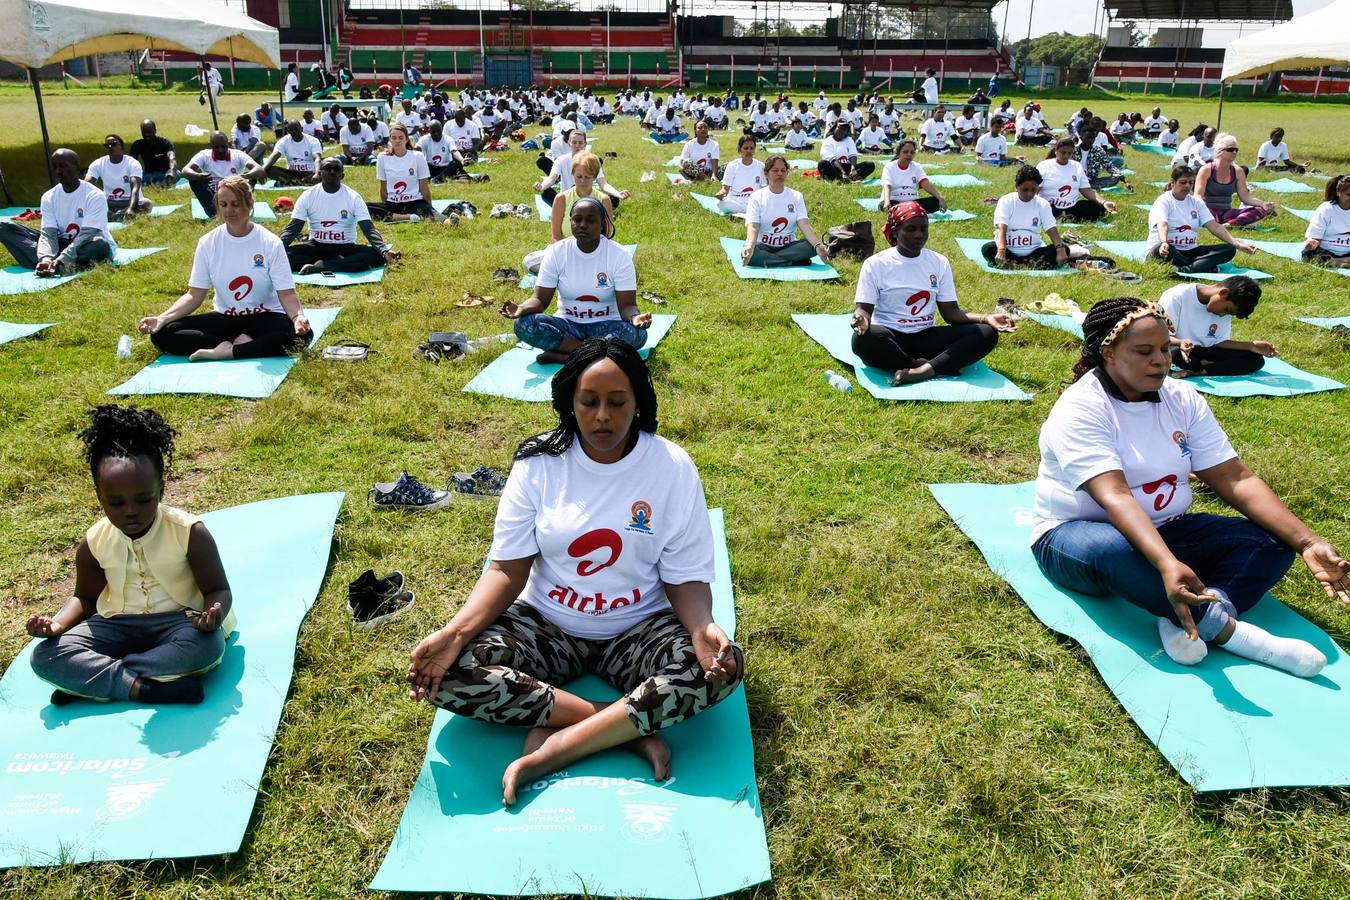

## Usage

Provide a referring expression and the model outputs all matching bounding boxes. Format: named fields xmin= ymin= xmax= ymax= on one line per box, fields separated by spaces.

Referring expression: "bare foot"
xmin=890 ymin=361 xmax=935 ymax=386
xmin=232 ymin=333 xmax=254 ymax=347
xmin=522 ymin=725 xmax=560 ymax=756
xmin=188 ymin=341 xmax=235 ymax=362
xmin=624 ymin=732 xmax=671 ymax=781
xmin=535 ymin=350 xmax=568 ymax=364
xmin=502 ymin=751 xmax=547 ymax=807
xmin=298 ymin=262 xmax=325 ymax=275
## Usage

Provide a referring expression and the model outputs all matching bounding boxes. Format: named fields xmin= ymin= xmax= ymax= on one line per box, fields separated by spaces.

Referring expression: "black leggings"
xmin=886 ymin=196 xmax=941 ymax=214
xmin=1053 ymin=198 xmax=1108 ymax=223
xmin=264 ymin=164 xmax=317 ymax=186
xmin=852 ymin=323 xmax=999 ymax=376
xmin=536 ymin=155 xmax=554 ymax=176
xmin=286 ymin=241 xmax=384 ymax=273
xmin=151 ymin=312 xmax=308 ymax=359
xmin=1303 ymin=247 xmax=1350 ymax=265
xmin=1153 ymin=243 xmax=1236 ymax=274
xmin=981 ymin=241 xmax=1062 ymax=269
xmin=366 ymin=198 xmax=435 ymax=220
xmin=818 ymin=159 xmax=876 ymax=182
xmin=1171 ymin=344 xmax=1264 ymax=376
xmin=748 ymin=239 xmax=817 ymax=267
xmin=428 ymin=159 xmax=467 ymax=181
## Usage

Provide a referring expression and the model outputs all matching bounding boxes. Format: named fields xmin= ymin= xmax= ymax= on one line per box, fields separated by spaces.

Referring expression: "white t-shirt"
xmin=720 ymin=158 xmax=765 ymax=202
xmin=785 ymin=129 xmax=813 ymax=149
xmin=842 ymin=108 xmax=863 ymax=129
xmin=320 ymin=110 xmax=348 ymax=133
xmin=975 ymin=133 xmax=1007 ymax=162
xmin=375 ymin=150 xmax=430 ymax=203
xmin=548 ymin=153 xmax=606 ymax=192
xmin=444 ymin=119 xmax=481 ymax=151
xmin=680 ymin=137 xmax=720 ymax=172
xmin=1189 ymin=143 xmax=1216 ymax=167
xmin=881 ymin=160 xmax=929 ymax=204
xmin=954 ymin=115 xmax=982 ymax=137
xmin=1015 ymin=114 xmax=1039 ymax=138
xmin=417 ymin=134 xmax=454 ymax=167
xmin=750 ymin=109 xmax=773 ymax=132
xmin=188 ymin=223 xmax=293 ymax=316
xmin=655 ymin=114 xmax=683 ymax=135
xmin=188 ymin=148 xmax=252 ymax=192
xmin=86 ymin=155 xmax=143 ymax=202
xmin=1031 ymin=371 xmax=1236 ymax=543
xmin=1258 ymin=140 xmax=1291 ymax=166
xmin=993 ymin=193 xmax=1055 ymax=256
xmin=820 ymin=136 xmax=858 ymax=163
xmin=1159 ymin=129 xmax=1180 ymax=148
xmin=292 ymin=183 xmax=370 ymax=245
xmin=878 ymin=110 xmax=900 ymax=133
xmin=857 ymin=127 xmax=888 ymax=150
xmin=1148 ymin=192 xmax=1214 ymax=255
xmin=923 ymin=76 xmax=939 ymax=104
xmin=704 ymin=106 xmax=727 ymax=126
xmin=339 ymin=125 xmax=376 ymax=156
xmin=300 ymin=118 xmax=324 ymax=140
xmin=1143 ymin=115 xmax=1166 ymax=132
xmin=1109 ymin=120 xmax=1133 ymax=136
xmin=277 ymin=134 xmax=322 ymax=172
xmin=1037 ymin=159 xmax=1091 ymax=209
xmin=1306 ymin=201 xmax=1350 ymax=256
xmin=536 ymin=236 xmax=637 ymax=324
xmin=1158 ymin=282 xmax=1230 ymax=347
xmin=232 ymin=124 xmax=264 ymax=151
xmin=395 ymin=111 xmax=424 ymax=132
xmin=855 ymin=247 xmax=956 ymax=333
xmin=489 ymin=432 xmax=714 ymax=640
xmin=40 ymin=181 xmax=115 ymax=247
xmin=285 ymin=71 xmax=302 ymax=101
xmin=920 ymin=119 xmax=952 ymax=148
xmin=746 ymin=186 xmax=808 ymax=247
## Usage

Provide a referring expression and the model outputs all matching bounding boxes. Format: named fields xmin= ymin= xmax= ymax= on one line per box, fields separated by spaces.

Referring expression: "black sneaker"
xmin=348 ymin=569 xmax=415 ymax=629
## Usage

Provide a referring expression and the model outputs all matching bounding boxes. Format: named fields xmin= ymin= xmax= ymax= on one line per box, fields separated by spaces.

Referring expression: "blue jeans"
xmin=650 ymin=131 xmax=688 ymax=143
xmin=514 ymin=314 xmax=649 ymax=351
xmin=1033 ymin=514 xmax=1293 ymax=635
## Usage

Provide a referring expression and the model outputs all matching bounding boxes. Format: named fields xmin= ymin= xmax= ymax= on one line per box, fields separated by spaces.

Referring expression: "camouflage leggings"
xmin=434 ymin=602 xmax=745 ymax=735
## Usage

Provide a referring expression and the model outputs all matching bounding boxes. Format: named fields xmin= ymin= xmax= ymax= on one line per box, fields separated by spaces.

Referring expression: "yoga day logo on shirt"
xmin=340 ymin=209 xmax=349 ymax=219
xmin=596 ymin=272 xmax=609 ymax=287
xmin=1207 ymin=324 xmax=1219 ymax=338
xmin=252 ymin=253 xmax=265 ymax=268
xmin=1031 ymin=216 xmax=1039 ymax=226
xmin=627 ymin=501 xmax=654 ymax=534
xmin=1172 ymin=430 xmax=1192 ymax=457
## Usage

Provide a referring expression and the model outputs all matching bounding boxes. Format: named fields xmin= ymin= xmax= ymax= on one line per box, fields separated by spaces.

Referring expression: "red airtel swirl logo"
xmin=1141 ymin=474 xmax=1179 ymax=511
xmin=770 ymin=216 xmax=789 ymax=234
xmin=393 ymin=181 xmax=408 ymax=194
xmin=1057 ymin=184 xmax=1072 ymax=197
xmin=228 ymin=275 xmax=254 ymax=302
xmin=906 ymin=290 xmax=932 ymax=317
xmin=63 ymin=223 xmax=80 ymax=239
xmin=320 ymin=220 xmax=338 ymax=227
xmin=568 ymin=529 xmax=622 ymax=576
xmin=111 ymin=187 xmax=126 ymax=198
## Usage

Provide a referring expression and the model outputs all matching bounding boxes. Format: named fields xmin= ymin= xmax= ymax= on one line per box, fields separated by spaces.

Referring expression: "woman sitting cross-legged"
xmin=1302 ymin=173 xmax=1350 ymax=268
xmin=678 ymin=120 xmax=721 ymax=182
xmin=982 ymin=166 xmax=1072 ymax=270
xmin=366 ymin=123 xmax=451 ymax=224
xmin=879 ymin=139 xmax=948 ymax=214
xmin=1032 ymin=297 xmax=1348 ymax=675
xmin=1038 ymin=137 xmax=1115 ymax=224
xmin=742 ymin=155 xmax=831 ymax=267
xmin=139 ymin=175 xmax=312 ymax=361
xmin=853 ymin=201 xmax=1016 ymax=386
xmin=521 ymin=152 xmax=616 ymax=275
xmin=407 ymin=338 xmax=744 ymax=805
xmin=714 ymin=135 xmax=765 ymax=215
xmin=1148 ymin=166 xmax=1257 ymax=275
xmin=502 ymin=197 xmax=650 ymax=364
xmin=1195 ymin=133 xmax=1277 ymax=229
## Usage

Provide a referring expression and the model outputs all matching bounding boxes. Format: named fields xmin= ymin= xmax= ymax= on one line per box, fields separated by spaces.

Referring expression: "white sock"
xmin=1220 ymin=620 xmax=1327 ymax=678
xmin=1158 ymin=617 xmax=1207 ymax=666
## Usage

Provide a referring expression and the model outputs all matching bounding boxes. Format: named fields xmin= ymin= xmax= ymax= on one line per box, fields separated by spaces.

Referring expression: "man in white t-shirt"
xmin=678 ymin=121 xmax=721 ymax=181
xmin=86 ymin=135 xmax=152 ymax=220
xmin=261 ymin=121 xmax=323 ymax=186
xmin=919 ymin=107 xmax=955 ymax=153
xmin=279 ymin=157 xmax=398 ymax=275
xmin=819 ymin=124 xmax=876 ymax=183
xmin=231 ymin=113 xmax=269 ymax=163
xmin=1159 ymin=277 xmax=1272 ymax=377
xmin=975 ymin=118 xmax=1020 ymax=166
xmin=444 ymin=109 xmax=484 ymax=155
xmin=181 ymin=131 xmax=265 ymax=217
xmin=337 ymin=117 xmax=377 ymax=166
xmin=300 ymin=109 xmax=324 ymax=142
xmin=0 ymin=148 xmax=115 ymax=274
xmin=1142 ymin=106 xmax=1166 ymax=137
xmin=320 ymin=104 xmax=348 ymax=141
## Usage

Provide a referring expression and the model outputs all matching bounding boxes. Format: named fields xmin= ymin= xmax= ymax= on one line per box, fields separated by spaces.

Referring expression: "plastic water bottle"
xmin=116 ymin=335 xmax=133 ymax=358
xmin=467 ymin=333 xmax=517 ymax=352
xmin=824 ymin=370 xmax=853 ymax=392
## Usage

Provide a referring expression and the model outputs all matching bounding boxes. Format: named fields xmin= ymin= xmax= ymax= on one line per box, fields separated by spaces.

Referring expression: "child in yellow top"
xmin=27 ymin=405 xmax=233 ymax=706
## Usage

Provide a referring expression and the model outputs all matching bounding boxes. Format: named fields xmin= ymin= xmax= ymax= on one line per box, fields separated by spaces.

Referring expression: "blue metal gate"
xmin=484 ymin=56 xmax=533 ymax=87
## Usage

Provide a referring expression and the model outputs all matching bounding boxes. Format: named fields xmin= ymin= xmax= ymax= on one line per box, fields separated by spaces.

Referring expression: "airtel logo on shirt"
xmin=1141 ymin=474 xmax=1179 ymax=511
xmin=1057 ymin=184 xmax=1072 ymax=197
xmin=111 ymin=188 xmax=126 ymax=198
xmin=228 ymin=275 xmax=254 ymax=302
xmin=63 ymin=223 xmax=81 ymax=239
xmin=393 ymin=181 xmax=408 ymax=194
xmin=320 ymin=220 xmax=338 ymax=228
xmin=906 ymin=290 xmax=932 ymax=317
xmin=1176 ymin=225 xmax=1193 ymax=233
xmin=770 ymin=216 xmax=789 ymax=234
xmin=569 ymin=529 xmax=623 ymax=576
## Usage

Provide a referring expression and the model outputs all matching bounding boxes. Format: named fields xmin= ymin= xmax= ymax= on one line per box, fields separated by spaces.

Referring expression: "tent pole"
xmin=1216 ymin=80 xmax=1226 ymax=130
xmin=29 ymin=68 xmax=55 ymax=186
xmin=200 ymin=57 xmax=219 ymax=132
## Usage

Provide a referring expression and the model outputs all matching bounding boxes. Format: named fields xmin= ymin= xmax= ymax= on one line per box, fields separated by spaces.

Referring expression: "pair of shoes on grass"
xmin=370 ymin=467 xmax=507 ymax=511
xmin=348 ymin=569 xmax=414 ymax=629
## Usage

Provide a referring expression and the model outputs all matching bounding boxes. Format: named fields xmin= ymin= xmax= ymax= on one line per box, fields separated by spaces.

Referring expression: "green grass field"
xmin=2 ymin=87 xmax=1350 ymax=898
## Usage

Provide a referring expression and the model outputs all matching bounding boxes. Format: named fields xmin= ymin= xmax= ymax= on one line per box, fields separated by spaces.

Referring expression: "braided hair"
xmin=1072 ymin=297 xmax=1163 ymax=381
xmin=79 ymin=404 xmax=176 ymax=484
xmin=515 ymin=338 xmax=658 ymax=460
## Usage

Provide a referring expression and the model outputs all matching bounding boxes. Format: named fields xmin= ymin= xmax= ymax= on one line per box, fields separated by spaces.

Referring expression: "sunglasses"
xmin=104 ymin=142 xmax=120 ymax=148
xmin=1221 ymin=146 xmax=1239 ymax=153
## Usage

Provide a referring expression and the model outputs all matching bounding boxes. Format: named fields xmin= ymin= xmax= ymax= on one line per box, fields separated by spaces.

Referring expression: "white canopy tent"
xmin=1217 ymin=0 xmax=1350 ymax=126
xmin=0 ymin=0 xmax=280 ymax=184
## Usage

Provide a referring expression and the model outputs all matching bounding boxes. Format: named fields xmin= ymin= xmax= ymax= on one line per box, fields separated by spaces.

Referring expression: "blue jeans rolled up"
xmin=513 ymin=314 xmax=648 ymax=351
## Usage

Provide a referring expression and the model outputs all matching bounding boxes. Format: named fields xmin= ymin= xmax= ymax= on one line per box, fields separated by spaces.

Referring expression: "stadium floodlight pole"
xmin=1025 ymin=0 xmax=1035 ymax=49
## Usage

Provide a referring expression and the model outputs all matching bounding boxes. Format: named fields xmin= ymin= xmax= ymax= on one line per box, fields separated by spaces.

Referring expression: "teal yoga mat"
xmin=718 ymin=236 xmax=839 ymax=281
xmin=0 ymin=321 xmax=54 ymax=344
xmin=1297 ymin=316 xmax=1350 ymax=330
xmin=853 ymin=200 xmax=976 ymax=220
xmin=292 ymin=267 xmax=385 ymax=286
xmin=369 ymin=507 xmax=771 ymax=898
xmin=1246 ymin=240 xmax=1307 ymax=261
xmin=107 ymin=306 xmax=340 ymax=399
xmin=190 ymin=199 xmax=277 ymax=222
xmin=0 ymin=491 xmax=343 ymax=866
xmin=519 ymin=244 xmax=636 ymax=289
xmin=952 ymin=237 xmax=1079 ymax=277
xmin=1179 ymin=356 xmax=1344 ymax=398
xmin=690 ymin=192 xmax=738 ymax=217
xmin=534 ymin=194 xmax=551 ymax=222
xmin=792 ymin=313 xmax=1031 ymax=402
xmin=787 ymin=158 xmax=815 ymax=170
xmin=1282 ymin=206 xmax=1316 ymax=222
xmin=1023 ymin=311 xmax=1084 ymax=338
xmin=1129 ymin=142 xmax=1175 ymax=156
xmin=463 ymin=314 xmax=676 ymax=402
xmin=0 ymin=247 xmax=166 ymax=296
xmin=149 ymin=204 xmax=181 ymax=217
xmin=926 ymin=173 xmax=989 ymax=188
xmin=1091 ymin=240 xmax=1273 ymax=282
xmin=1250 ymin=177 xmax=1317 ymax=194
xmin=930 ymin=480 xmax=1350 ymax=791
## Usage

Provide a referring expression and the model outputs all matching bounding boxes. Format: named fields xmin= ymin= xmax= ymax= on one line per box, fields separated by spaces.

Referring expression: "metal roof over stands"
xmin=1104 ymin=0 xmax=1292 ymax=21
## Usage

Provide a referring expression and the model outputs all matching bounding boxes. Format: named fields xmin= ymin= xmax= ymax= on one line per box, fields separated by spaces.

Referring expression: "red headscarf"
xmin=883 ymin=201 xmax=927 ymax=246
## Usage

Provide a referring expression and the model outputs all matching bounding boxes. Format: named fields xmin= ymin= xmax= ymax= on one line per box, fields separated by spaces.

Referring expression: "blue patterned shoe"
xmin=451 ymin=465 xmax=507 ymax=501
xmin=370 ymin=471 xmax=453 ymax=511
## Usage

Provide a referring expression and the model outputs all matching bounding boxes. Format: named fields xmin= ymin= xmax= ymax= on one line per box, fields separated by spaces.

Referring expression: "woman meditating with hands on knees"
xmin=28 ymin=405 xmax=234 ymax=706
xmin=982 ymin=166 xmax=1071 ymax=270
xmin=408 ymin=339 xmax=744 ymax=805
xmin=1302 ymin=174 xmax=1350 ymax=268
xmin=502 ymin=197 xmax=649 ymax=365
xmin=1148 ymin=166 xmax=1257 ymax=275
xmin=879 ymin=140 xmax=948 ymax=214
xmin=853 ymin=202 xmax=1015 ymax=385
xmin=715 ymin=135 xmax=765 ymax=215
xmin=140 ymin=176 xmax=311 ymax=362
xmin=742 ymin=155 xmax=830 ymax=267
xmin=1032 ymin=298 xmax=1348 ymax=675
xmin=1194 ymin=133 xmax=1276 ymax=229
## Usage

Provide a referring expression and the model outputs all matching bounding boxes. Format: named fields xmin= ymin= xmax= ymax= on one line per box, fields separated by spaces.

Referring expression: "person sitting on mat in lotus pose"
xmin=1157 ymin=275 xmax=1274 ymax=378
xmin=280 ymin=157 xmax=400 ymax=274
xmin=651 ymin=105 xmax=688 ymax=144
xmin=85 ymin=134 xmax=152 ymax=221
xmin=182 ymin=131 xmax=264 ymax=218
xmin=742 ymin=155 xmax=830 ymax=267
xmin=501 ymin=198 xmax=649 ymax=365
xmin=1256 ymin=127 xmax=1310 ymax=174
xmin=715 ymin=135 xmax=765 ymax=215
xmin=818 ymin=123 xmax=875 ymax=183
xmin=260 ymin=120 xmax=323 ymax=187
xmin=139 ymin=175 xmax=312 ymax=362
xmin=1038 ymin=137 xmax=1115 ymax=224
xmin=0 ymin=148 xmax=115 ymax=276
xmin=1074 ymin=126 xmax=1129 ymax=192
xmin=1195 ymin=133 xmax=1276 ymax=229
xmin=1032 ymin=297 xmax=1347 ymax=676
xmin=129 ymin=119 xmax=177 ymax=186
xmin=366 ymin=124 xmax=450 ymax=224
xmin=975 ymin=118 xmax=1021 ymax=167
xmin=336 ymin=115 xmax=378 ymax=167
xmin=1302 ymin=174 xmax=1350 ymax=269
xmin=679 ymin=120 xmax=721 ymax=182
xmin=784 ymin=117 xmax=815 ymax=151
xmin=1148 ymin=166 xmax=1257 ymax=275
xmin=853 ymin=201 xmax=1015 ymax=386
xmin=407 ymin=337 xmax=743 ymax=806
xmin=27 ymin=404 xmax=235 ymax=706
xmin=879 ymin=140 xmax=947 ymax=214
xmin=982 ymin=166 xmax=1071 ymax=270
